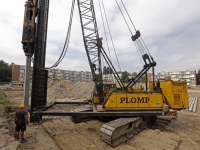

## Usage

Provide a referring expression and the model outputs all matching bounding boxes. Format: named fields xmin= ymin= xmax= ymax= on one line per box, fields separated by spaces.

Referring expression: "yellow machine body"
xmin=93 ymin=95 xmax=100 ymax=104
xmin=149 ymin=80 xmax=189 ymax=109
xmin=93 ymin=83 xmax=117 ymax=104
xmin=104 ymin=92 xmax=163 ymax=110
xmin=96 ymin=80 xmax=189 ymax=111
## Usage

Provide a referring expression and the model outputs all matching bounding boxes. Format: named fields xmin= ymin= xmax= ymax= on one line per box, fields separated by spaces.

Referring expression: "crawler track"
xmin=100 ymin=117 xmax=146 ymax=147
xmin=69 ymin=107 xmax=93 ymax=123
xmin=99 ymin=116 xmax=176 ymax=147
xmin=68 ymin=105 xmax=176 ymax=147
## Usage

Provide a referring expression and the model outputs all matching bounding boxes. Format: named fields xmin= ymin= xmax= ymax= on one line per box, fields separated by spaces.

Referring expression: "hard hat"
xmin=19 ymin=104 xmax=25 ymax=109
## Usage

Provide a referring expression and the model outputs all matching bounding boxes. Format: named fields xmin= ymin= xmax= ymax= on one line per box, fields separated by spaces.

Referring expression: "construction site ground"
xmin=0 ymin=82 xmax=200 ymax=150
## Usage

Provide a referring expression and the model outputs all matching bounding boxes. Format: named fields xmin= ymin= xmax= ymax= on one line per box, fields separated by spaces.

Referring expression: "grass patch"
xmin=0 ymin=89 xmax=11 ymax=108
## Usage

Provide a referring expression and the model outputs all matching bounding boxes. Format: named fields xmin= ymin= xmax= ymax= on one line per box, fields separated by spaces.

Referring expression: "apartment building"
xmin=102 ymin=74 xmax=122 ymax=83
xmin=147 ymin=70 xmax=196 ymax=86
xmin=48 ymin=69 xmax=93 ymax=82
xmin=12 ymin=64 xmax=126 ymax=84
xmin=11 ymin=64 xmax=93 ymax=83
xmin=12 ymin=64 xmax=33 ymax=83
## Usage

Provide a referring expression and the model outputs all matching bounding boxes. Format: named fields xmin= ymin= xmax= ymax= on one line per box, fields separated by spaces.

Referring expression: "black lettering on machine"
xmin=120 ymin=97 xmax=149 ymax=103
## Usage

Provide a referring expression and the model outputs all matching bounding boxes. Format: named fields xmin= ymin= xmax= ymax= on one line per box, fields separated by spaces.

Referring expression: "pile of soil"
xmin=47 ymin=82 xmax=94 ymax=102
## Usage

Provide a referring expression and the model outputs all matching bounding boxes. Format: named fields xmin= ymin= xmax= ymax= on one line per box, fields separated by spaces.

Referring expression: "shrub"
xmin=0 ymin=90 xmax=11 ymax=108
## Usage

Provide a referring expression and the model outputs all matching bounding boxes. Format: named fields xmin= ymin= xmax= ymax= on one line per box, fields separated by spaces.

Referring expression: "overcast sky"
xmin=0 ymin=0 xmax=200 ymax=74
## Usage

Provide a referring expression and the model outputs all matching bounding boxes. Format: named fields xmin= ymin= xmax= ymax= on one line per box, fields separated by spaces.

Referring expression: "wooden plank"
xmin=187 ymin=97 xmax=193 ymax=111
xmin=189 ymin=98 xmax=195 ymax=112
xmin=186 ymin=97 xmax=193 ymax=110
xmin=190 ymin=97 xmax=194 ymax=106
xmin=192 ymin=97 xmax=198 ymax=113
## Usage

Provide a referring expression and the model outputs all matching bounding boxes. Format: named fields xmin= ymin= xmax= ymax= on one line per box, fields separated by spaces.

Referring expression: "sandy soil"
xmin=0 ymin=83 xmax=200 ymax=150
xmin=47 ymin=82 xmax=94 ymax=103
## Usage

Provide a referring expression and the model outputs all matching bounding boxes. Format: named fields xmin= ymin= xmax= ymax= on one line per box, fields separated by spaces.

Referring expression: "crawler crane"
xmin=22 ymin=0 xmax=189 ymax=147
xmin=68 ymin=0 xmax=189 ymax=146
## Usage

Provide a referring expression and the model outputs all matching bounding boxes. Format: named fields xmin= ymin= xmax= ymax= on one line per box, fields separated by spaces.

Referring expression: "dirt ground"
xmin=0 ymin=83 xmax=200 ymax=150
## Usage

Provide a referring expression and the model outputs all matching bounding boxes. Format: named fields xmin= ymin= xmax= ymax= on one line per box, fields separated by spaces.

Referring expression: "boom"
xmin=77 ymin=0 xmax=104 ymax=103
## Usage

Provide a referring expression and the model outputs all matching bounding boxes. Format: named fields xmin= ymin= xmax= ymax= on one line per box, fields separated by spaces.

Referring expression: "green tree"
xmin=103 ymin=66 xmax=112 ymax=75
xmin=132 ymin=72 xmax=137 ymax=77
xmin=0 ymin=60 xmax=13 ymax=82
xmin=121 ymin=71 xmax=131 ymax=83
xmin=103 ymin=66 xmax=107 ymax=74
xmin=107 ymin=67 xmax=112 ymax=74
xmin=117 ymin=71 xmax=123 ymax=74
xmin=106 ymin=67 xmax=109 ymax=74
xmin=140 ymin=74 xmax=146 ymax=83
xmin=196 ymin=69 xmax=200 ymax=85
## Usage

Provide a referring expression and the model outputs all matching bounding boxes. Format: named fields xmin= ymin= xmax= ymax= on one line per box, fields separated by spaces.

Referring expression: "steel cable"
xmin=97 ymin=0 xmax=112 ymax=63
xmin=29 ymin=0 xmax=75 ymax=70
xmin=140 ymin=37 xmax=152 ymax=58
xmin=119 ymin=0 xmax=155 ymax=64
xmin=134 ymin=42 xmax=144 ymax=65
xmin=101 ymin=0 xmax=122 ymax=72
xmin=114 ymin=0 xmax=133 ymax=36
xmin=137 ymin=39 xmax=146 ymax=54
xmin=51 ymin=0 xmax=75 ymax=68
xmin=98 ymin=0 xmax=111 ymax=58
xmin=120 ymin=0 xmax=137 ymax=31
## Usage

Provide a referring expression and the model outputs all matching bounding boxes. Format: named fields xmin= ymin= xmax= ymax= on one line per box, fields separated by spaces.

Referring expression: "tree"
xmin=121 ymin=71 xmax=131 ymax=83
xmin=140 ymin=74 xmax=146 ymax=83
xmin=132 ymin=72 xmax=137 ymax=77
xmin=103 ymin=66 xmax=112 ymax=75
xmin=103 ymin=66 xmax=107 ymax=75
xmin=0 ymin=60 xmax=13 ymax=82
xmin=106 ymin=67 xmax=110 ymax=75
xmin=196 ymin=69 xmax=200 ymax=85
xmin=107 ymin=67 xmax=112 ymax=74
xmin=117 ymin=71 xmax=123 ymax=74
